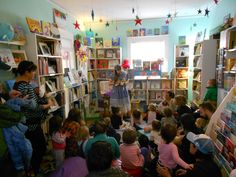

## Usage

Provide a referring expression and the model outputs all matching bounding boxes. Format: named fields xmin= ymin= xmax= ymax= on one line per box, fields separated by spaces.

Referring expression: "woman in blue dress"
xmin=109 ymin=65 xmax=130 ymax=119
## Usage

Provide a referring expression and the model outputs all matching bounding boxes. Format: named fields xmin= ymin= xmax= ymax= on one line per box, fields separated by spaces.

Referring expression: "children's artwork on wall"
xmin=26 ymin=17 xmax=43 ymax=34
xmin=154 ymin=28 xmax=160 ymax=35
xmin=139 ymin=28 xmax=146 ymax=36
xmin=41 ymin=21 xmax=51 ymax=36
xmin=178 ymin=36 xmax=186 ymax=45
xmin=112 ymin=37 xmax=120 ymax=47
xmin=11 ymin=50 xmax=27 ymax=66
xmin=0 ymin=48 xmax=16 ymax=68
xmin=50 ymin=23 xmax=60 ymax=38
xmin=143 ymin=61 xmax=150 ymax=70
xmin=161 ymin=26 xmax=169 ymax=35
xmin=13 ymin=25 xmax=26 ymax=41
xmin=95 ymin=37 xmax=103 ymax=48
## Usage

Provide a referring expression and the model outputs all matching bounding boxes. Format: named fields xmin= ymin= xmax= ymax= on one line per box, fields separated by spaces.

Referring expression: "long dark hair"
xmin=114 ymin=65 xmax=121 ymax=82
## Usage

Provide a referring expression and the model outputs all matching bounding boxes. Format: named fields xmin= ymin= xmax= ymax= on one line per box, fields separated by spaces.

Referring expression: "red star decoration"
xmin=135 ymin=16 xmax=142 ymax=26
xmin=73 ymin=20 xmax=80 ymax=30
xmin=165 ymin=19 xmax=169 ymax=24
xmin=214 ymin=0 xmax=219 ymax=4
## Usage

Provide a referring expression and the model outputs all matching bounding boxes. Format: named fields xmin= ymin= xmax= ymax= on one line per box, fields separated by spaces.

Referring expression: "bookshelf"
xmin=95 ymin=47 xmax=122 ymax=108
xmin=206 ymin=85 xmax=236 ymax=177
xmin=192 ymin=39 xmax=217 ymax=107
xmin=217 ymin=26 xmax=236 ymax=105
xmin=173 ymin=44 xmax=189 ymax=99
xmin=25 ymin=33 xmax=65 ymax=117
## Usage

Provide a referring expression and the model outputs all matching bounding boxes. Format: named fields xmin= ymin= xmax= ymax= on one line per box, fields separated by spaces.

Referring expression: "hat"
xmin=187 ymin=132 xmax=215 ymax=154
xmin=122 ymin=59 xmax=130 ymax=69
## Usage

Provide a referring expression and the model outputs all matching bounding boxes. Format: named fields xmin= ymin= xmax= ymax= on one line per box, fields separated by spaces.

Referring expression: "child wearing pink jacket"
xmin=158 ymin=124 xmax=192 ymax=170
xmin=120 ymin=128 xmax=144 ymax=170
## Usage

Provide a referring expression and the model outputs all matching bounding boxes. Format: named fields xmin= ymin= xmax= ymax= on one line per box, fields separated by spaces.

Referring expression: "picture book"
xmin=134 ymin=81 xmax=142 ymax=89
xmin=133 ymin=29 xmax=139 ymax=37
xmin=139 ymin=28 xmax=146 ymax=36
xmin=105 ymin=49 xmax=114 ymax=58
xmin=97 ymin=50 xmax=105 ymax=58
xmin=95 ymin=37 xmax=103 ymax=48
xmin=0 ymin=48 xmax=17 ymax=68
xmin=154 ymin=28 xmax=160 ymax=35
xmin=83 ymin=37 xmax=92 ymax=46
xmin=26 ymin=17 xmax=43 ymax=34
xmin=41 ymin=21 xmax=51 ymax=36
xmin=161 ymin=25 xmax=169 ymax=35
xmin=151 ymin=61 xmax=160 ymax=70
xmin=127 ymin=29 xmax=133 ymax=37
xmin=112 ymin=37 xmax=120 ymax=47
xmin=162 ymin=80 xmax=171 ymax=89
xmin=108 ymin=60 xmax=119 ymax=69
xmin=146 ymin=29 xmax=153 ymax=36
xmin=177 ymin=69 xmax=188 ymax=78
xmin=104 ymin=39 xmax=112 ymax=48
xmin=177 ymin=80 xmax=187 ymax=89
xmin=176 ymin=59 xmax=187 ymax=67
xmin=178 ymin=36 xmax=186 ymax=45
xmin=97 ymin=60 xmax=108 ymax=69
xmin=143 ymin=61 xmax=150 ymax=70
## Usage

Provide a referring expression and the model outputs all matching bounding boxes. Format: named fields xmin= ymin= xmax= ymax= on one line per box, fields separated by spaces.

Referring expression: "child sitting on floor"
xmin=158 ymin=124 xmax=192 ymax=171
xmin=120 ymin=128 xmax=144 ymax=175
xmin=77 ymin=125 xmax=90 ymax=158
xmin=110 ymin=107 xmax=123 ymax=129
xmin=150 ymin=120 xmax=162 ymax=147
xmin=132 ymin=109 xmax=142 ymax=131
xmin=147 ymin=103 xmax=157 ymax=124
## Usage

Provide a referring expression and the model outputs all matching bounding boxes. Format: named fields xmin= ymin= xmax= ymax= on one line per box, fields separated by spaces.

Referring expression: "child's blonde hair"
xmin=122 ymin=128 xmax=137 ymax=144
xmin=77 ymin=125 xmax=89 ymax=141
xmin=148 ymin=103 xmax=156 ymax=112
xmin=195 ymin=118 xmax=207 ymax=129
xmin=163 ymin=107 xmax=173 ymax=118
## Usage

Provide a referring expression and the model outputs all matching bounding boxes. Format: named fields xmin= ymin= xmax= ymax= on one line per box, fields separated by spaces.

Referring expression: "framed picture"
xmin=11 ymin=50 xmax=27 ymax=66
xmin=26 ymin=17 xmax=43 ymax=34
xmin=39 ymin=42 xmax=51 ymax=55
xmin=97 ymin=49 xmax=105 ymax=58
xmin=106 ymin=49 xmax=113 ymax=58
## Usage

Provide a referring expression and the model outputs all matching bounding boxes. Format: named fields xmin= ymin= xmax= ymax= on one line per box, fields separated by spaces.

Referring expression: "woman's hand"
xmin=156 ymin=164 xmax=172 ymax=177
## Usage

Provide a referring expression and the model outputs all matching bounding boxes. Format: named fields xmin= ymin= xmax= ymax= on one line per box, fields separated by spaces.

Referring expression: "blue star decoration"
xmin=205 ymin=8 xmax=210 ymax=17
xmin=193 ymin=23 xmax=197 ymax=27
xmin=167 ymin=13 xmax=171 ymax=18
xmin=105 ymin=22 xmax=109 ymax=27
xmin=198 ymin=9 xmax=202 ymax=14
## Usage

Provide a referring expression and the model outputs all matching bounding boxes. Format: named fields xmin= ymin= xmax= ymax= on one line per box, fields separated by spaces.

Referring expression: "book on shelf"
xmin=105 ymin=49 xmax=114 ymax=58
xmin=97 ymin=49 xmax=105 ymax=58
xmin=177 ymin=80 xmax=187 ymax=89
xmin=161 ymin=80 xmax=171 ymax=89
xmin=146 ymin=29 xmax=153 ymax=36
xmin=149 ymin=80 xmax=161 ymax=89
xmin=46 ymin=80 xmax=57 ymax=92
xmin=135 ymin=90 xmax=146 ymax=100
xmin=154 ymin=28 xmax=160 ymax=35
xmin=143 ymin=61 xmax=150 ymax=70
xmin=176 ymin=59 xmax=187 ymax=67
xmin=41 ymin=21 xmax=50 ymax=36
xmin=95 ymin=37 xmax=103 ymax=48
xmin=149 ymin=91 xmax=156 ymax=100
xmin=161 ymin=25 xmax=169 ymax=35
xmin=156 ymin=91 xmax=162 ymax=100
xmin=108 ymin=60 xmax=119 ymax=69
xmin=0 ymin=48 xmax=17 ymax=68
xmin=104 ymin=40 xmax=112 ymax=48
xmin=127 ymin=29 xmax=133 ymax=37
xmin=97 ymin=60 xmax=108 ymax=69
xmin=98 ymin=71 xmax=107 ymax=78
xmin=133 ymin=59 xmax=142 ymax=69
xmin=88 ymin=71 xmax=94 ymax=81
xmin=151 ymin=61 xmax=160 ymax=70
xmin=133 ymin=30 xmax=139 ymax=37
xmin=112 ymin=37 xmax=120 ymax=47
xmin=134 ymin=80 xmax=142 ymax=89
xmin=177 ymin=69 xmax=188 ymax=78
xmin=139 ymin=28 xmax=146 ymax=36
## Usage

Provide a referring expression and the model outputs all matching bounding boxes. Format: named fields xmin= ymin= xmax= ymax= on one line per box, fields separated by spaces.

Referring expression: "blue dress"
xmin=110 ymin=71 xmax=130 ymax=112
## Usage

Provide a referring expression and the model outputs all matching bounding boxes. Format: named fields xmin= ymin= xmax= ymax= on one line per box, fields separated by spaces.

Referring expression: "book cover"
xmin=127 ymin=29 xmax=133 ymax=37
xmin=105 ymin=49 xmax=114 ymax=58
xmin=95 ymin=37 xmax=103 ymax=48
xmin=104 ymin=39 xmax=112 ymax=48
xmin=177 ymin=69 xmax=188 ymax=78
xmin=178 ymin=36 xmax=186 ymax=45
xmin=26 ymin=17 xmax=43 ymax=34
xmin=133 ymin=29 xmax=139 ymax=37
xmin=98 ymin=71 xmax=107 ymax=78
xmin=97 ymin=49 xmax=105 ymax=58
xmin=151 ymin=61 xmax=160 ymax=70
xmin=161 ymin=25 xmax=169 ymax=35
xmin=133 ymin=59 xmax=142 ymax=69
xmin=146 ymin=29 xmax=153 ymax=36
xmin=139 ymin=28 xmax=146 ymax=36
xmin=41 ymin=21 xmax=51 ymax=36
xmin=83 ymin=37 xmax=92 ymax=46
xmin=108 ymin=60 xmax=119 ymax=69
xmin=162 ymin=80 xmax=171 ymax=89
xmin=97 ymin=60 xmax=108 ymax=69
xmin=177 ymin=80 xmax=187 ymax=89
xmin=154 ymin=28 xmax=160 ymax=35
xmin=112 ymin=37 xmax=120 ymax=47
xmin=143 ymin=61 xmax=150 ymax=70
xmin=0 ymin=48 xmax=17 ymax=68
xmin=149 ymin=91 xmax=156 ymax=100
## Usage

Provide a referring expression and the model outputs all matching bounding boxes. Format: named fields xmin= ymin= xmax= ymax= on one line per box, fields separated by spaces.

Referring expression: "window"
xmin=127 ymin=36 xmax=169 ymax=72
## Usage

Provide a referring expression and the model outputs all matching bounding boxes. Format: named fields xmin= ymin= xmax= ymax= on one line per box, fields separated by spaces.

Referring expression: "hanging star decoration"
xmin=193 ymin=22 xmax=197 ymax=27
xmin=205 ymin=8 xmax=210 ymax=17
xmin=91 ymin=9 xmax=95 ymax=21
xmin=89 ymin=28 xmax=92 ymax=32
xmin=214 ymin=0 xmax=219 ymax=4
xmin=197 ymin=9 xmax=202 ymax=14
xmin=135 ymin=16 xmax=142 ymax=26
xmin=132 ymin=8 xmax=135 ymax=14
xmin=95 ymin=33 xmax=98 ymax=36
xmin=105 ymin=22 xmax=110 ymax=27
xmin=167 ymin=13 xmax=171 ymax=18
xmin=165 ymin=19 xmax=169 ymax=25
xmin=73 ymin=20 xmax=80 ymax=30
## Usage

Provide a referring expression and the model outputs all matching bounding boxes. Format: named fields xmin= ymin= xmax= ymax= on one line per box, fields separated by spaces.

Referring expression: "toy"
xmin=0 ymin=23 xmax=14 ymax=41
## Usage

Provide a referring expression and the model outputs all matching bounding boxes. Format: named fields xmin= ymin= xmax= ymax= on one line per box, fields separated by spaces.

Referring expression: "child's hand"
xmin=176 ymin=169 xmax=187 ymax=176
xmin=186 ymin=164 xmax=193 ymax=170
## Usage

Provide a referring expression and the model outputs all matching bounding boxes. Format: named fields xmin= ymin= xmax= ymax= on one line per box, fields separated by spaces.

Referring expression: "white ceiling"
xmin=49 ymin=0 xmax=216 ymax=22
